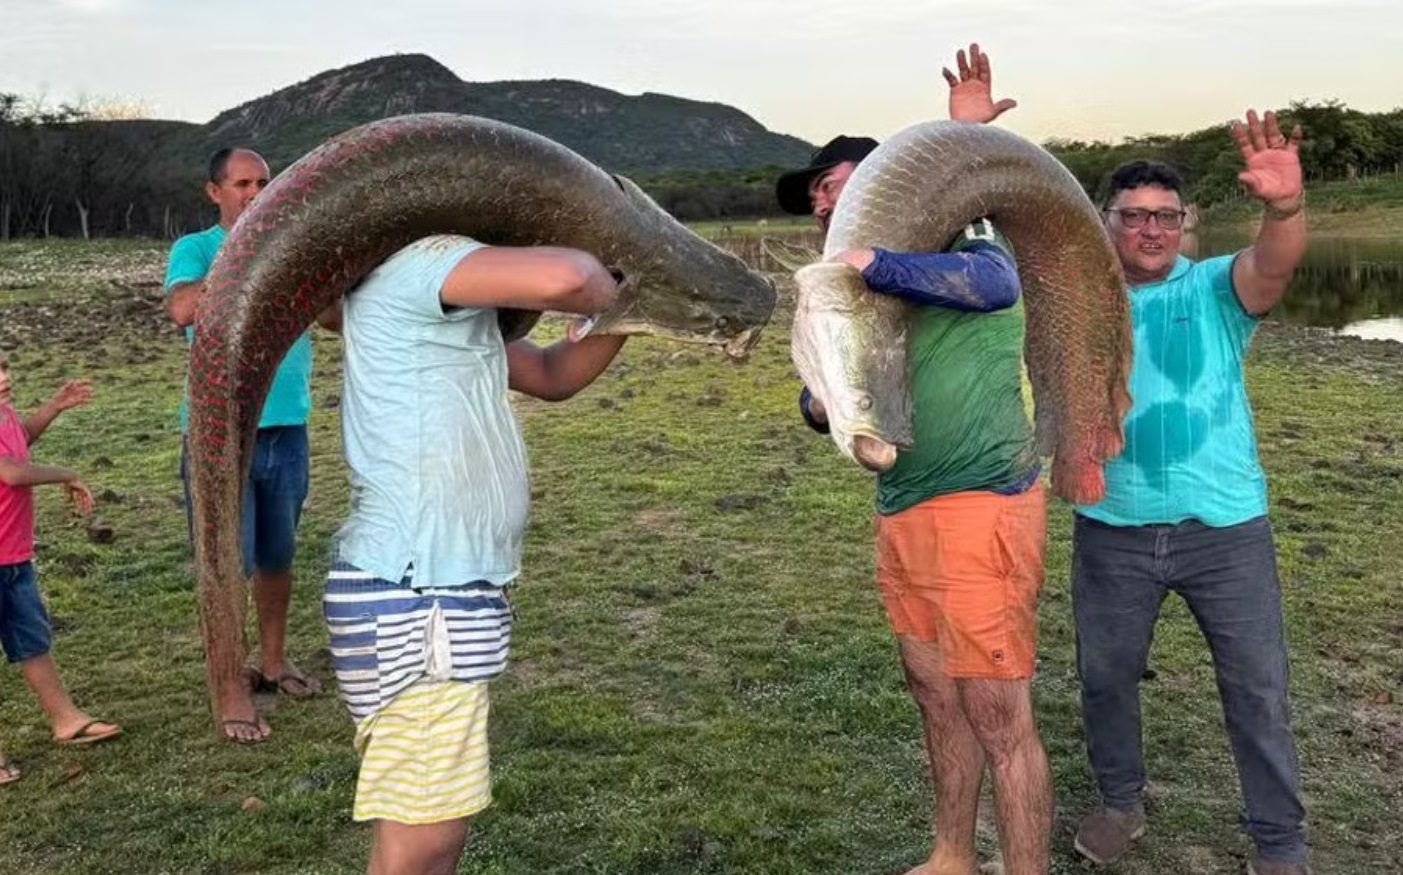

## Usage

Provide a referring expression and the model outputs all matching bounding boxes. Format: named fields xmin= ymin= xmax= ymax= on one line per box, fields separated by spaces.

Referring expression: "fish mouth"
xmin=723 ymin=324 xmax=764 ymax=360
xmin=852 ymin=433 xmax=898 ymax=472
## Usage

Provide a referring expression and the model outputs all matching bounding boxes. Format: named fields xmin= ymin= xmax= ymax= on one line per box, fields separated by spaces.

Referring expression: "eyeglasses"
xmin=1104 ymin=207 xmax=1187 ymax=230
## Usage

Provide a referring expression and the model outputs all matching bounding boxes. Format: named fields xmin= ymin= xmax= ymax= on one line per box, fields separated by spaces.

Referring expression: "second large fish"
xmin=792 ymin=120 xmax=1132 ymax=504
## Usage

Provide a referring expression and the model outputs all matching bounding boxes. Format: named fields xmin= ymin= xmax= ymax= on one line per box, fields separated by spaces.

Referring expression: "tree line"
xmin=2 ymin=96 xmax=1399 ymax=239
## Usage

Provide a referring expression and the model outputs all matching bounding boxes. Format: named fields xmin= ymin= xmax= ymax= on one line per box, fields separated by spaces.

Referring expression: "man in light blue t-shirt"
xmin=1071 ymin=112 xmax=1310 ymax=875
xmin=164 ymin=147 xmax=340 ymax=744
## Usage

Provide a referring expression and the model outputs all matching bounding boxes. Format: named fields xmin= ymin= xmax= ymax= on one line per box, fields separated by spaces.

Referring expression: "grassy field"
xmin=0 ymin=238 xmax=1399 ymax=875
xmin=1201 ymin=171 xmax=1403 ymax=238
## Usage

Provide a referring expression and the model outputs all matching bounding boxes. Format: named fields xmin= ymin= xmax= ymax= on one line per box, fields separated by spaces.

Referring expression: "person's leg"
xmin=2 ymin=562 xmax=119 ymax=742
xmin=367 ymin=818 xmax=470 ymax=875
xmin=877 ymin=505 xmax=987 ymax=875
xmin=1172 ymin=518 xmax=1307 ymax=866
xmin=958 ymin=678 xmax=1050 ymax=875
xmin=250 ymin=426 xmax=318 ymax=695
xmin=354 ymin=681 xmax=493 ymax=875
xmin=898 ymin=635 xmax=986 ymax=875
xmin=1072 ymin=516 xmax=1167 ymax=812
xmin=946 ymin=486 xmax=1050 ymax=875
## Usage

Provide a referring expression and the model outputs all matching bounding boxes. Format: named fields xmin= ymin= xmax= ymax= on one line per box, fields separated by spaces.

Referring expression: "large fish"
xmin=188 ymin=113 xmax=774 ymax=721
xmin=791 ymin=120 xmax=1131 ymax=504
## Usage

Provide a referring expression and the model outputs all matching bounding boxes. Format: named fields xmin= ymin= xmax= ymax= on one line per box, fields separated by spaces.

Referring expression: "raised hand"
xmin=1231 ymin=109 xmax=1304 ymax=211
xmin=49 ymin=379 xmax=93 ymax=412
xmin=943 ymin=42 xmax=1018 ymax=124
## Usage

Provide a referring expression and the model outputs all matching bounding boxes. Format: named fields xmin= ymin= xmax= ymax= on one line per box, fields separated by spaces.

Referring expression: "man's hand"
xmin=65 ymin=478 xmax=94 ymax=517
xmin=831 ymin=249 xmax=876 ymax=272
xmin=943 ymin=42 xmax=1017 ymax=124
xmin=48 ymin=380 xmax=93 ymax=412
xmin=1231 ymin=109 xmax=1304 ymax=214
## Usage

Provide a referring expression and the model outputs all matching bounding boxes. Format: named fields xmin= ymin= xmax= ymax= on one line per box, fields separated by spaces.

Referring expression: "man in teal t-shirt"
xmin=1070 ymin=112 xmax=1310 ymax=875
xmin=164 ymin=147 xmax=339 ymax=744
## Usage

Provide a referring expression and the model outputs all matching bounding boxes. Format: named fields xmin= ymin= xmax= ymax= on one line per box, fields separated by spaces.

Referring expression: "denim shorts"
xmin=0 ymin=561 xmax=52 ymax=663
xmin=181 ymin=425 xmax=310 ymax=576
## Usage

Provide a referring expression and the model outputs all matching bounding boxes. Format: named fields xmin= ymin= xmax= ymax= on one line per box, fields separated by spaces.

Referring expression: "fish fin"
xmin=1052 ymin=453 xmax=1105 ymax=506
xmin=761 ymin=237 xmax=821 ymax=274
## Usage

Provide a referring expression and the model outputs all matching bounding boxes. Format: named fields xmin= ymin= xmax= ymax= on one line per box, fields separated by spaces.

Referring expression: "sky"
xmin=3 ymin=0 xmax=1401 ymax=147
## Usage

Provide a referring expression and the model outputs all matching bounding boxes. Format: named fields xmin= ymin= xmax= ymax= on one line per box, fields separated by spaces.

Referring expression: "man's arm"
xmin=0 ymin=459 xmax=94 ymax=515
xmin=167 ymin=280 xmax=202 ymax=328
xmin=1228 ymin=109 xmax=1306 ymax=316
xmin=831 ymin=241 xmax=1020 ymax=313
xmin=22 ymin=380 xmax=92 ymax=444
xmin=441 ymin=245 xmax=624 ymax=401
xmin=440 ymin=245 xmax=618 ymax=315
xmin=506 ymin=334 xmax=628 ymax=402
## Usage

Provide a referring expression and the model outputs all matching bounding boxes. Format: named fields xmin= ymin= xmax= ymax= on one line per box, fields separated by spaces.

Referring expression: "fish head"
xmin=585 ymin=174 xmax=775 ymax=358
xmin=791 ymin=262 xmax=912 ymax=471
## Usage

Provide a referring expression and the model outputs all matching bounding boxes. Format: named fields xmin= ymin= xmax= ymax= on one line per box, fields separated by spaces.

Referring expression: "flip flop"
xmin=260 ymin=670 xmax=321 ymax=699
xmin=221 ymin=718 xmax=270 ymax=746
xmin=55 ymin=720 xmax=122 ymax=746
xmin=0 ymin=758 xmax=20 ymax=786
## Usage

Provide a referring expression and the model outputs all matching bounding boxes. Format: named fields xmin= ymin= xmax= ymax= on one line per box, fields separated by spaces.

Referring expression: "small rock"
xmin=241 ymin=796 xmax=264 ymax=813
xmin=597 ymin=397 xmax=616 ymax=410
xmin=92 ymin=456 xmax=114 ymax=470
xmin=97 ymin=488 xmax=125 ymax=504
xmin=783 ymin=617 xmax=801 ymax=635
xmin=1372 ymin=690 xmax=1394 ymax=706
xmin=86 ymin=521 xmax=116 ymax=545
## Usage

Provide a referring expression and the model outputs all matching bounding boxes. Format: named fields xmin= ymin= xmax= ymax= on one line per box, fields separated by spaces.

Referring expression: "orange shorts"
xmin=874 ymin=484 xmax=1046 ymax=679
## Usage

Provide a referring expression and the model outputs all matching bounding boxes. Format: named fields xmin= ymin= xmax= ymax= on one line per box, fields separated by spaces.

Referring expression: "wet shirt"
xmin=334 ymin=235 xmax=530 ymax=588
xmin=1078 ymin=254 xmax=1267 ymax=527
xmin=0 ymin=407 xmax=34 ymax=565
xmin=164 ymin=224 xmax=313 ymax=430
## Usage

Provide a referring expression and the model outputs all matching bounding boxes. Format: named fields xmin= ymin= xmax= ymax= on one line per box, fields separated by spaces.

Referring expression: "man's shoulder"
xmin=170 ymin=225 xmax=224 ymax=252
xmin=946 ymin=218 xmax=1013 ymax=257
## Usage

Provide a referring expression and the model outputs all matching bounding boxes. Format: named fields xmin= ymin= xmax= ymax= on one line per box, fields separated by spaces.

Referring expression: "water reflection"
xmin=1197 ymin=231 xmax=1403 ymax=342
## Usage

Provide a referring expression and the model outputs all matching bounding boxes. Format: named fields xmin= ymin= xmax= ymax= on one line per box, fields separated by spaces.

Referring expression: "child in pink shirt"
xmin=0 ymin=362 xmax=120 ymax=786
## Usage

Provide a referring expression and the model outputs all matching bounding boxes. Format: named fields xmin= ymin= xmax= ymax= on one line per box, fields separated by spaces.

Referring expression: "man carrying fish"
xmin=1071 ymin=112 xmax=1310 ymax=875
xmin=165 ymin=147 xmax=339 ymax=743
xmin=323 ymin=239 xmax=625 ymax=875
xmin=781 ymin=44 xmax=1052 ymax=875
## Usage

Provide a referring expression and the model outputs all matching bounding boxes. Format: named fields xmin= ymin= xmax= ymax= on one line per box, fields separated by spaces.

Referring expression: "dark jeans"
xmin=180 ymin=425 xmax=310 ymax=576
xmin=1072 ymin=514 xmax=1307 ymax=864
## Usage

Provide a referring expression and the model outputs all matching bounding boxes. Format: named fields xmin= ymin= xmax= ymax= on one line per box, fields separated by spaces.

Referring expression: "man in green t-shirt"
xmin=781 ymin=45 xmax=1050 ymax=875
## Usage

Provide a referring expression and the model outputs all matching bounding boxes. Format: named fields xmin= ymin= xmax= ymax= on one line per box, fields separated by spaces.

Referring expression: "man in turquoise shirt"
xmin=164 ymin=147 xmax=339 ymax=744
xmin=1071 ymin=112 xmax=1310 ymax=875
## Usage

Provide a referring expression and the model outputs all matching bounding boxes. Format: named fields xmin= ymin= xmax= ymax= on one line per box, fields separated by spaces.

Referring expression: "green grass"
xmin=0 ymin=239 xmax=1399 ymax=874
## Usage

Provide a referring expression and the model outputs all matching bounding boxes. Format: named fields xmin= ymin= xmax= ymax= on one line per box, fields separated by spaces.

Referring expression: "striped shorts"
xmin=324 ymin=561 xmax=512 ymax=823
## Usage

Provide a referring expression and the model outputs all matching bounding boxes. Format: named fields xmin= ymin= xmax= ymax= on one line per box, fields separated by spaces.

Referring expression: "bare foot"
xmin=903 ymin=857 xmax=980 ymax=875
xmin=218 ymin=688 xmax=270 ymax=744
